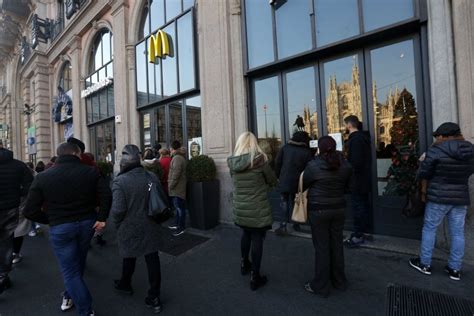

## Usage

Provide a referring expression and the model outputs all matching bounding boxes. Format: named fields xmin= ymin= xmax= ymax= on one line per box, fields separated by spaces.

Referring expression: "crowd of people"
xmin=0 ymin=115 xmax=473 ymax=314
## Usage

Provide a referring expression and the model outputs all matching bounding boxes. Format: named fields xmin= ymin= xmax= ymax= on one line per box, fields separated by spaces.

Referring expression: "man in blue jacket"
xmin=409 ymin=122 xmax=474 ymax=281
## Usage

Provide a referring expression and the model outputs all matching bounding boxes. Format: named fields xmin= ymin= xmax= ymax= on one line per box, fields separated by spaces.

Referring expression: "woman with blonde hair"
xmin=227 ymin=132 xmax=277 ymax=291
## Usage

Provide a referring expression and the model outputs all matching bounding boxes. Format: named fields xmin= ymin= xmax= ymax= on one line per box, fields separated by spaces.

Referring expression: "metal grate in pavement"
xmin=386 ymin=283 xmax=474 ymax=316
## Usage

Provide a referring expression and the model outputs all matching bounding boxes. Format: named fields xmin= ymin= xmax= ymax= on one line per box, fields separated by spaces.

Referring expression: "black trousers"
xmin=308 ymin=208 xmax=347 ymax=295
xmin=240 ymin=229 xmax=266 ymax=275
xmin=13 ymin=236 xmax=24 ymax=254
xmin=121 ymin=252 xmax=161 ymax=298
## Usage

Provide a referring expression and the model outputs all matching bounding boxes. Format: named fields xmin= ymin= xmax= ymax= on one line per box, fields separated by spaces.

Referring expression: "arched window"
xmin=88 ymin=29 xmax=113 ymax=75
xmin=59 ymin=61 xmax=72 ymax=92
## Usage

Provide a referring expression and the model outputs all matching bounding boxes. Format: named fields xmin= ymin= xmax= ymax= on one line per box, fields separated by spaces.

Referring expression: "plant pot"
xmin=187 ymin=180 xmax=220 ymax=230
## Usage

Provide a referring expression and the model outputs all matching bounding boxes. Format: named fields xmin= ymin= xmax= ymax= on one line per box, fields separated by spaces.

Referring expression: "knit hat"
xmin=67 ymin=137 xmax=86 ymax=153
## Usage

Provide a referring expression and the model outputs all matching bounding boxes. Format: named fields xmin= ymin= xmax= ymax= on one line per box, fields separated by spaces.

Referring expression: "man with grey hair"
xmin=24 ymin=142 xmax=112 ymax=315
xmin=0 ymin=145 xmax=33 ymax=295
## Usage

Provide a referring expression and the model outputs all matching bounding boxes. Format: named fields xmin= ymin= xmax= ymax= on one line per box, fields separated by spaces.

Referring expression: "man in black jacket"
xmin=343 ymin=116 xmax=372 ymax=247
xmin=409 ymin=123 xmax=474 ymax=281
xmin=24 ymin=142 xmax=112 ymax=315
xmin=0 ymin=142 xmax=33 ymax=294
xmin=274 ymin=131 xmax=313 ymax=235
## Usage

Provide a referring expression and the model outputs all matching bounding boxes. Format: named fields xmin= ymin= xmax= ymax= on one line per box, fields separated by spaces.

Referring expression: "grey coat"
xmin=111 ymin=167 xmax=163 ymax=258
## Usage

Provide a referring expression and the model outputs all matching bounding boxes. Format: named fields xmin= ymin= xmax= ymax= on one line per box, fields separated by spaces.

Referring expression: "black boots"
xmin=113 ymin=280 xmax=134 ymax=295
xmin=145 ymin=296 xmax=162 ymax=314
xmin=241 ymin=259 xmax=251 ymax=275
xmin=250 ymin=271 xmax=268 ymax=291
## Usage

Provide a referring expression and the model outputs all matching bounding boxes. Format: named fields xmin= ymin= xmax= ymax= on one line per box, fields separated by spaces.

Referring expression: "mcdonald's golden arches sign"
xmin=148 ymin=30 xmax=171 ymax=63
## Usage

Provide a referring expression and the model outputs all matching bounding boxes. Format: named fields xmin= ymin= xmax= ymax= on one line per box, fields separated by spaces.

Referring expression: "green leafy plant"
xmin=187 ymin=155 xmax=217 ymax=182
xmin=97 ymin=161 xmax=114 ymax=178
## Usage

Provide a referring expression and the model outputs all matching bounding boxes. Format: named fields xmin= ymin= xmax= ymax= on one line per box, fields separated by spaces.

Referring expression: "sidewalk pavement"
xmin=0 ymin=224 xmax=472 ymax=316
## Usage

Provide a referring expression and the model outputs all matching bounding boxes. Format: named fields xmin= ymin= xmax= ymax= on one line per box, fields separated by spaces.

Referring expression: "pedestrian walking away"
xmin=274 ymin=131 xmax=313 ymax=236
xmin=228 ymin=132 xmax=278 ymax=291
xmin=343 ymin=115 xmax=372 ymax=247
xmin=409 ymin=122 xmax=474 ymax=281
xmin=303 ymin=136 xmax=352 ymax=297
xmin=111 ymin=144 xmax=166 ymax=313
xmin=0 ymin=142 xmax=33 ymax=295
xmin=168 ymin=141 xmax=187 ymax=236
xmin=23 ymin=142 xmax=112 ymax=316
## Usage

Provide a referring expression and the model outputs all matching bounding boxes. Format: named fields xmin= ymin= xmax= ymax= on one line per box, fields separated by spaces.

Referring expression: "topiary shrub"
xmin=187 ymin=155 xmax=217 ymax=182
xmin=97 ymin=161 xmax=114 ymax=178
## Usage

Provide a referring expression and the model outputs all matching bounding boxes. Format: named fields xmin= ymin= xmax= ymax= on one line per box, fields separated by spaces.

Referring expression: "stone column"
xmin=111 ymin=0 xmax=132 ymax=165
xmin=198 ymin=0 xmax=247 ymax=222
xmin=427 ymin=0 xmax=458 ymax=127
xmin=452 ymin=0 xmax=474 ymax=263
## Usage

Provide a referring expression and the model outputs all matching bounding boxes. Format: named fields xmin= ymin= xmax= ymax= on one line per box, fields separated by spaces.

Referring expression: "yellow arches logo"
xmin=148 ymin=30 xmax=171 ymax=63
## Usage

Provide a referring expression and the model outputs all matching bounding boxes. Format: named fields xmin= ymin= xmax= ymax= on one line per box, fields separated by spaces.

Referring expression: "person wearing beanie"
xmin=409 ymin=122 xmax=474 ymax=281
xmin=302 ymin=136 xmax=352 ymax=297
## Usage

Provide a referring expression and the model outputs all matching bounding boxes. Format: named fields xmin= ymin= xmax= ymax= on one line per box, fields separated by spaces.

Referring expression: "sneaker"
xmin=172 ymin=229 xmax=185 ymax=237
xmin=250 ymin=272 xmax=268 ymax=291
xmin=409 ymin=258 xmax=432 ymax=275
xmin=145 ymin=297 xmax=162 ymax=313
xmin=61 ymin=293 xmax=74 ymax=311
xmin=28 ymin=230 xmax=37 ymax=237
xmin=88 ymin=311 xmax=96 ymax=316
xmin=114 ymin=280 xmax=134 ymax=295
xmin=168 ymin=225 xmax=178 ymax=230
xmin=12 ymin=253 xmax=22 ymax=264
xmin=0 ymin=277 xmax=12 ymax=295
xmin=275 ymin=226 xmax=287 ymax=236
xmin=343 ymin=236 xmax=365 ymax=248
xmin=445 ymin=266 xmax=461 ymax=281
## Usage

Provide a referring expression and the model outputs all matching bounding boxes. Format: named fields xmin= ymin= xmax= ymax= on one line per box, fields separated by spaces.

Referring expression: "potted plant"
xmin=187 ymin=155 xmax=220 ymax=230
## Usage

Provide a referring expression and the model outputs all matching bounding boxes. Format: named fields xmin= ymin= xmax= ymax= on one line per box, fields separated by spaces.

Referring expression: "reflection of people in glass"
xmin=293 ymin=115 xmax=305 ymax=131
xmin=383 ymin=146 xmax=418 ymax=196
xmin=342 ymin=115 xmax=372 ymax=248
xmin=190 ymin=141 xmax=201 ymax=158
xmin=274 ymin=131 xmax=313 ymax=236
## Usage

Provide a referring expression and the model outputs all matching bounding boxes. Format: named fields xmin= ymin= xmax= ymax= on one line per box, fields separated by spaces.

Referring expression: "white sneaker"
xmin=12 ymin=253 xmax=22 ymax=264
xmin=61 ymin=294 xmax=74 ymax=311
xmin=28 ymin=230 xmax=37 ymax=237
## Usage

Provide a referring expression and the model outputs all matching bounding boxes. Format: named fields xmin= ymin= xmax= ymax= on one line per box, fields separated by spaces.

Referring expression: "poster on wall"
xmin=27 ymin=126 xmax=36 ymax=155
xmin=188 ymin=137 xmax=202 ymax=159
xmin=64 ymin=121 xmax=74 ymax=141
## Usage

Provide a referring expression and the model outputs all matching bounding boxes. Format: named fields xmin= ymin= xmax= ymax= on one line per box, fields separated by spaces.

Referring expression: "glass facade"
xmin=136 ymin=1 xmax=200 ymax=153
xmin=245 ymin=0 xmax=427 ymax=238
xmin=244 ymin=0 xmax=416 ymax=69
xmin=85 ymin=29 xmax=115 ymax=162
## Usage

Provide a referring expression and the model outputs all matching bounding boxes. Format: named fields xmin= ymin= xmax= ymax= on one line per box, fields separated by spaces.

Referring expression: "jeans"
xmin=121 ymin=252 xmax=161 ymax=298
xmin=241 ymin=229 xmax=266 ymax=275
xmin=308 ymin=208 xmax=346 ymax=295
xmin=279 ymin=193 xmax=295 ymax=226
xmin=420 ymin=202 xmax=467 ymax=271
xmin=172 ymin=197 xmax=186 ymax=230
xmin=0 ymin=208 xmax=18 ymax=283
xmin=49 ymin=218 xmax=96 ymax=316
xmin=350 ymin=194 xmax=370 ymax=238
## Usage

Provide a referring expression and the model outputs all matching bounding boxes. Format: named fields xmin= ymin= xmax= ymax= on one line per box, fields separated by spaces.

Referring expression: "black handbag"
xmin=146 ymin=172 xmax=172 ymax=223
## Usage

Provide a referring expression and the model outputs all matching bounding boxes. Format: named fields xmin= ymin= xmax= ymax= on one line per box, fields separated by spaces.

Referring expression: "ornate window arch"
xmin=58 ymin=61 xmax=72 ymax=92
xmin=88 ymin=28 xmax=113 ymax=75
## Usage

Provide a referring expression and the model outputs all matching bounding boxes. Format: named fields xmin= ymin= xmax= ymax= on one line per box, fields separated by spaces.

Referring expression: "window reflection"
xmin=323 ymin=55 xmax=362 ymax=136
xmin=186 ymin=95 xmax=202 ymax=158
xmin=162 ymin=23 xmax=177 ymax=97
xmin=93 ymin=121 xmax=115 ymax=162
xmin=245 ymin=0 xmax=274 ymax=68
xmin=148 ymin=41 xmax=157 ymax=103
xmin=155 ymin=106 xmax=167 ymax=147
xmin=254 ymin=76 xmax=281 ymax=166
xmin=178 ymin=12 xmax=195 ymax=92
xmin=166 ymin=0 xmax=181 ymax=21
xmin=183 ymin=0 xmax=193 ymax=10
xmin=275 ymin=0 xmax=312 ymax=59
xmin=169 ymin=102 xmax=183 ymax=144
xmin=363 ymin=0 xmax=413 ymax=32
xmin=285 ymin=67 xmax=318 ymax=139
xmin=370 ymin=40 xmax=419 ymax=197
xmin=139 ymin=6 xmax=149 ymax=40
xmin=315 ymin=0 xmax=359 ymax=47
xmin=136 ymin=41 xmax=148 ymax=107
xmin=150 ymin=0 xmax=165 ymax=34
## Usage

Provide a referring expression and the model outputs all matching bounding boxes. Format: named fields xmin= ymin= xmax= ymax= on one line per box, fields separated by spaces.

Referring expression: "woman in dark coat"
xmin=228 ymin=132 xmax=278 ymax=291
xmin=303 ymin=136 xmax=352 ymax=297
xmin=111 ymin=145 xmax=165 ymax=313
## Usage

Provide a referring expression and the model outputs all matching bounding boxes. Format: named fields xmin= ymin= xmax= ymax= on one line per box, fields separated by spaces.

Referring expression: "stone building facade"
xmin=0 ymin=0 xmax=473 ymax=249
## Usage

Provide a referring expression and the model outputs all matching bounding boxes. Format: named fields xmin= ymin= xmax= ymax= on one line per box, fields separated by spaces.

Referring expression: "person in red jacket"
xmin=159 ymin=148 xmax=172 ymax=195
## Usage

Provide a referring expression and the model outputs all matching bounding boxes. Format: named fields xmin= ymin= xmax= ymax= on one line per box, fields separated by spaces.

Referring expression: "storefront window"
xmin=169 ymin=101 xmax=183 ymax=144
xmin=275 ymin=1 xmax=312 ymax=59
xmin=162 ymin=23 xmax=177 ymax=96
xmin=178 ymin=12 xmax=195 ymax=92
xmin=89 ymin=121 xmax=115 ymax=162
xmin=362 ymin=0 xmax=414 ymax=32
xmin=166 ymin=0 xmax=181 ymax=22
xmin=245 ymin=0 xmax=274 ymax=68
xmin=186 ymin=95 xmax=202 ymax=158
xmin=155 ymin=106 xmax=167 ymax=147
xmin=254 ymin=76 xmax=281 ymax=166
xmin=323 ymin=54 xmax=362 ymax=137
xmin=136 ymin=41 xmax=148 ymax=107
xmin=285 ymin=67 xmax=318 ymax=139
xmin=315 ymin=0 xmax=360 ymax=47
